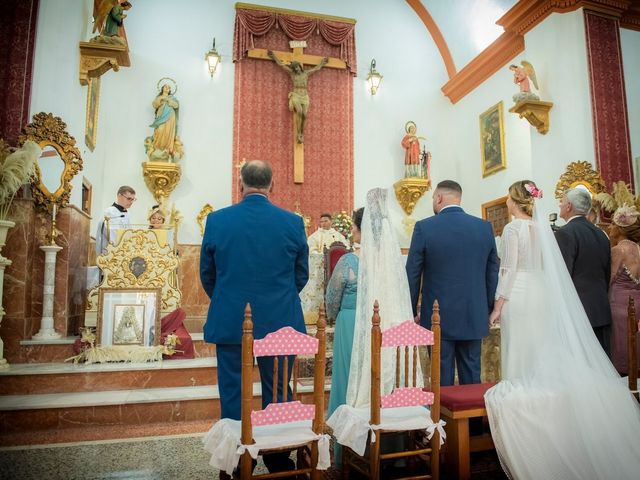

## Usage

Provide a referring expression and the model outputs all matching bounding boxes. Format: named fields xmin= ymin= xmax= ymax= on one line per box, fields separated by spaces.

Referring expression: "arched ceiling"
xmin=408 ymin=0 xmax=517 ymax=78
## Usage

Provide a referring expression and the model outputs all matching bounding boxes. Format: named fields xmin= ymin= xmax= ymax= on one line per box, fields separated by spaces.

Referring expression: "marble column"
xmin=33 ymin=244 xmax=63 ymax=340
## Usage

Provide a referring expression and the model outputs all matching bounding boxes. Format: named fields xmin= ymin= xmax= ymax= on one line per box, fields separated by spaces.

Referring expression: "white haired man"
xmin=556 ymin=187 xmax=612 ymax=355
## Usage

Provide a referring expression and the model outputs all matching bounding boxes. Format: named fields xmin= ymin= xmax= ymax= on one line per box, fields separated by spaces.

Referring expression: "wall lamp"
xmin=367 ymin=59 xmax=383 ymax=95
xmin=205 ymin=37 xmax=221 ymax=76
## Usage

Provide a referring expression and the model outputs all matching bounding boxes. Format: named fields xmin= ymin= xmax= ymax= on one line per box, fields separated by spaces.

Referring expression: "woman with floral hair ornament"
xmin=608 ymin=203 xmax=640 ymax=374
xmin=485 ymin=180 xmax=640 ymax=480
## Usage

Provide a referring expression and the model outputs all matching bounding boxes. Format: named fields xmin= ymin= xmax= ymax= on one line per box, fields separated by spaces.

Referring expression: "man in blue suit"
xmin=406 ymin=180 xmax=499 ymax=386
xmin=200 ymin=160 xmax=308 ymax=472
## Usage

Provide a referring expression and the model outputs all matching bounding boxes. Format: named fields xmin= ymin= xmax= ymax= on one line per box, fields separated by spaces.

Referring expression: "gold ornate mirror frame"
xmin=554 ymin=160 xmax=605 ymax=199
xmin=18 ymin=112 xmax=83 ymax=213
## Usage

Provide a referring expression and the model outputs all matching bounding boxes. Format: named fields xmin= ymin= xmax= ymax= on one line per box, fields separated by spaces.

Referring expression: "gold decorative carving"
xmin=18 ymin=113 xmax=83 ymax=213
xmin=293 ymin=201 xmax=311 ymax=235
xmin=481 ymin=327 xmax=501 ymax=383
xmin=393 ymin=177 xmax=431 ymax=216
xmin=555 ymin=160 xmax=606 ymax=199
xmin=142 ymin=161 xmax=182 ymax=203
xmin=509 ymin=100 xmax=553 ymax=134
xmin=79 ymin=41 xmax=130 ymax=86
xmin=87 ymin=229 xmax=181 ymax=312
xmin=197 ymin=203 xmax=214 ymax=236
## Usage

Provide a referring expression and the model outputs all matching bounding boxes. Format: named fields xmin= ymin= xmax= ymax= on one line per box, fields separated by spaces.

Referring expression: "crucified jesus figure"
xmin=268 ymin=50 xmax=328 ymax=144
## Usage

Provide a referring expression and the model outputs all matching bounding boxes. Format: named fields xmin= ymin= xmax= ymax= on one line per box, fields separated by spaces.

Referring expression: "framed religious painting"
xmin=482 ymin=195 xmax=509 ymax=236
xmin=85 ymin=76 xmax=101 ymax=151
xmin=96 ymin=288 xmax=161 ymax=347
xmin=480 ymin=101 xmax=506 ymax=177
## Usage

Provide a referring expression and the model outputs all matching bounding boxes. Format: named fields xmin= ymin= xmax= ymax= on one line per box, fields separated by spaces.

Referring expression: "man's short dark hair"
xmin=118 ymin=185 xmax=135 ymax=195
xmin=436 ymin=180 xmax=462 ymax=195
xmin=241 ymin=161 xmax=272 ymax=189
xmin=320 ymin=213 xmax=332 ymax=220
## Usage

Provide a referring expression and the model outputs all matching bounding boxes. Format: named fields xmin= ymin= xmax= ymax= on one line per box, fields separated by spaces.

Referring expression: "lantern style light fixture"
xmin=205 ymin=37 xmax=221 ymax=76
xmin=366 ymin=59 xmax=383 ymax=95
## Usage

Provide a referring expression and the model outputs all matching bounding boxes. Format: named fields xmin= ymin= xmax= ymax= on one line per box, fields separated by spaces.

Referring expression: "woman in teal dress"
xmin=325 ymin=207 xmax=363 ymax=467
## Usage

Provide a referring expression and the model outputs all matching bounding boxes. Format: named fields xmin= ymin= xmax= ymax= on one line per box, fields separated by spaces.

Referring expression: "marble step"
xmin=0 ymin=358 xmax=228 ymax=395
xmin=0 ymin=381 xmax=331 ymax=446
xmin=10 ymin=325 xmax=333 ymax=364
xmin=0 ymin=352 xmax=333 ymax=396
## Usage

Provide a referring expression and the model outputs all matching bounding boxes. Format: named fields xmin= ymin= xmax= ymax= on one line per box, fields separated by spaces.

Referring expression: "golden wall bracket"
xmin=509 ymin=100 xmax=553 ymax=135
xmin=79 ymin=41 xmax=131 ymax=86
xmin=393 ymin=177 xmax=431 ymax=216
xmin=142 ymin=161 xmax=182 ymax=204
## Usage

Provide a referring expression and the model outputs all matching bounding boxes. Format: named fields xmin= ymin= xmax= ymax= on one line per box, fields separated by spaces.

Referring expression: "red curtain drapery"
xmin=584 ymin=11 xmax=633 ymax=190
xmin=232 ymin=7 xmax=355 ymax=227
xmin=234 ymin=8 xmax=357 ymax=75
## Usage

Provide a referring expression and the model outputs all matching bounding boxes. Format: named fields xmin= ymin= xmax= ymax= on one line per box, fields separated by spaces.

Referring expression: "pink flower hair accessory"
xmin=613 ymin=204 xmax=640 ymax=227
xmin=524 ymin=183 xmax=543 ymax=199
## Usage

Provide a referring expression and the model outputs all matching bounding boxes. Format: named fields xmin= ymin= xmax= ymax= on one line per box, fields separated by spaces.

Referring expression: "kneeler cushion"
xmin=440 ymin=383 xmax=495 ymax=411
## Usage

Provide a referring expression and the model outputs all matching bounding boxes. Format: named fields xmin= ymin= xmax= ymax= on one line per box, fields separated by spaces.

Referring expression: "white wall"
xmin=523 ymin=10 xmax=595 ymax=219
xmin=29 ymin=0 xmax=451 ymax=244
xmin=30 ymin=2 xmax=624 ymax=243
xmin=621 ymin=28 xmax=640 ymax=189
xmin=30 ymin=0 xmax=102 ymax=211
xmin=438 ymin=9 xmax=596 ymax=224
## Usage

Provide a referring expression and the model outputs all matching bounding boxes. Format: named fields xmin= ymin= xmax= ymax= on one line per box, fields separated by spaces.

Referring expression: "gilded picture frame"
xmin=85 ymin=76 xmax=101 ymax=151
xmin=96 ymin=288 xmax=161 ymax=347
xmin=480 ymin=101 xmax=506 ymax=178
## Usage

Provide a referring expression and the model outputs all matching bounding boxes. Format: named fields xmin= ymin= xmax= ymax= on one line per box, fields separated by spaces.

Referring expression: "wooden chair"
xmin=215 ymin=304 xmax=328 ymax=479
xmin=335 ymin=300 xmax=443 ymax=480
xmin=628 ymin=297 xmax=638 ymax=401
xmin=323 ymin=241 xmax=350 ymax=290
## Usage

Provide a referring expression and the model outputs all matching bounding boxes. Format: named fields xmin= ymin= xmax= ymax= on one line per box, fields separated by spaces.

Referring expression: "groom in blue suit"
xmin=406 ymin=180 xmax=499 ymax=386
xmin=200 ymin=160 xmax=309 ymax=424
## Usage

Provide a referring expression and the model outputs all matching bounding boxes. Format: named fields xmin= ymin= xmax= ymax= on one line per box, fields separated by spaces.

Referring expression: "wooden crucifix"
xmin=248 ymin=40 xmax=347 ymax=183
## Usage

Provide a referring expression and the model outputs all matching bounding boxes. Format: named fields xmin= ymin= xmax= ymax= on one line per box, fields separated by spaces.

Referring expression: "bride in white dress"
xmin=485 ymin=180 xmax=640 ymax=479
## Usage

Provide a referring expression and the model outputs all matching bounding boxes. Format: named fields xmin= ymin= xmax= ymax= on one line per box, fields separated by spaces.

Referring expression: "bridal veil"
xmin=485 ymin=203 xmax=640 ymax=479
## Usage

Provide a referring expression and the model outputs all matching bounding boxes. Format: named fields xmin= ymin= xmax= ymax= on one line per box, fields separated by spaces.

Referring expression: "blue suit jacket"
xmin=406 ymin=206 xmax=499 ymax=340
xmin=200 ymin=194 xmax=309 ymax=344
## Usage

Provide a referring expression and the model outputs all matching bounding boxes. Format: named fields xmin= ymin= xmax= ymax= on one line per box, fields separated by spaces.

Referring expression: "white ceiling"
xmin=423 ymin=0 xmax=517 ymax=72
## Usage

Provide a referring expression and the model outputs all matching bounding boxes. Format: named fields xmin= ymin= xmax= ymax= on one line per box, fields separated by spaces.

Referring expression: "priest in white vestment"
xmin=307 ymin=213 xmax=348 ymax=253
xmin=95 ymin=186 xmax=136 ymax=255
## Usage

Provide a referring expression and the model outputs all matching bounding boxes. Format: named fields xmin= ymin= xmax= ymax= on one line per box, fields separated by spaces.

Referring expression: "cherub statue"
xmin=509 ymin=61 xmax=540 ymax=103
xmin=92 ymin=0 xmax=132 ymax=46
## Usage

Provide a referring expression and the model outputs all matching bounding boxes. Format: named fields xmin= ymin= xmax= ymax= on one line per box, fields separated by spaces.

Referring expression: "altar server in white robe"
xmin=95 ymin=185 xmax=135 ymax=255
xmin=307 ymin=213 xmax=348 ymax=253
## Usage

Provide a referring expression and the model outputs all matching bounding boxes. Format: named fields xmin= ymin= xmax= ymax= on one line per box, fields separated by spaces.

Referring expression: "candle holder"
xmin=33 ymin=203 xmax=63 ymax=340
xmin=48 ymin=205 xmax=60 ymax=246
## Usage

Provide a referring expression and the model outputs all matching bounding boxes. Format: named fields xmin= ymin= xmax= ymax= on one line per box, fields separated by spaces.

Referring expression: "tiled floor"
xmin=0 ymin=434 xmax=507 ymax=480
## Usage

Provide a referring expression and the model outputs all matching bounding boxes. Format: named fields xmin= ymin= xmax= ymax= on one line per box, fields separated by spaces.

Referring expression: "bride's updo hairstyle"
xmin=508 ymin=180 xmax=536 ymax=216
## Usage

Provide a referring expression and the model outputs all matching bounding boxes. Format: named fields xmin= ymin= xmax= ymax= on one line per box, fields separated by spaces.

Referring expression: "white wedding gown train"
xmin=485 ymin=212 xmax=640 ymax=479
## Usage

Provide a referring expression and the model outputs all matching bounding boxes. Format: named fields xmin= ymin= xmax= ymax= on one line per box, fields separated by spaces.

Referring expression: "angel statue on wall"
xmin=402 ymin=121 xmax=430 ymax=179
xmin=509 ymin=61 xmax=540 ymax=103
xmin=91 ymin=0 xmax=132 ymax=46
xmin=144 ymin=78 xmax=184 ymax=162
